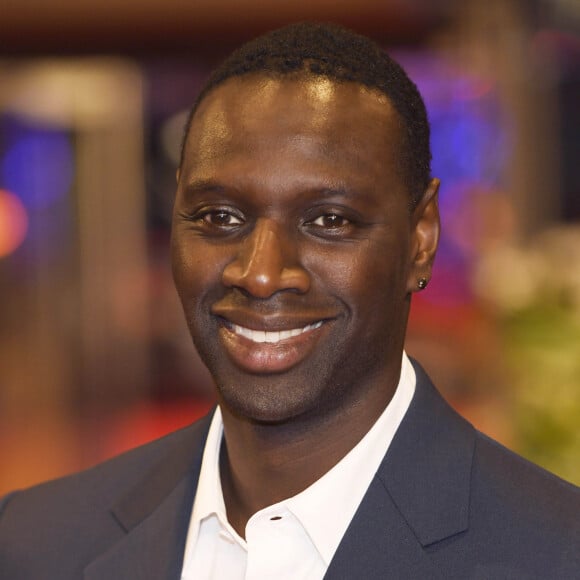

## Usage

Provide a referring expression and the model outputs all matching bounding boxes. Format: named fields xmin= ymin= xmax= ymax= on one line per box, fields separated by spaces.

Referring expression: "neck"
xmin=218 ymin=371 xmax=399 ymax=537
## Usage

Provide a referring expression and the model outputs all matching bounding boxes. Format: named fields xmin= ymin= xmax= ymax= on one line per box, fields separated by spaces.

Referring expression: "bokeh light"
xmin=0 ymin=189 xmax=29 ymax=257
xmin=1 ymin=128 xmax=74 ymax=210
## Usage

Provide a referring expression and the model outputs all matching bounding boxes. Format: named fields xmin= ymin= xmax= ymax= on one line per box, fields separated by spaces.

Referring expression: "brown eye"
xmin=311 ymin=214 xmax=349 ymax=228
xmin=203 ymin=211 xmax=243 ymax=226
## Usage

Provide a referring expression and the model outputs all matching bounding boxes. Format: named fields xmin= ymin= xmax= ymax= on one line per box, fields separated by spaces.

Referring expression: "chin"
xmin=215 ymin=375 xmax=322 ymax=426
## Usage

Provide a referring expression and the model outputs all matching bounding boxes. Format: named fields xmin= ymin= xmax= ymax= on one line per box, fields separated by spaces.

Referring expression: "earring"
xmin=417 ymin=277 xmax=429 ymax=290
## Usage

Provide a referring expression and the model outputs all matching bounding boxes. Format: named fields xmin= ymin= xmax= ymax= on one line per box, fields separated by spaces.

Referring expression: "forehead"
xmin=183 ymin=74 xmax=403 ymax=168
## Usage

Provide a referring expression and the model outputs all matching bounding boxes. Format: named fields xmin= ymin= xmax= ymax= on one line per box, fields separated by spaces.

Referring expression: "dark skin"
xmin=172 ymin=74 xmax=440 ymax=536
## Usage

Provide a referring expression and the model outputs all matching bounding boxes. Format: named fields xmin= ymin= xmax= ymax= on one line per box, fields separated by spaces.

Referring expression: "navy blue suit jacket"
xmin=1 ymin=362 xmax=579 ymax=579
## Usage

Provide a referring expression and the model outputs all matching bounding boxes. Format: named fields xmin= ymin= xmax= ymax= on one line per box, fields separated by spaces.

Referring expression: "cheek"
xmin=171 ymin=236 xmax=222 ymax=300
xmin=171 ymin=239 xmax=197 ymax=296
xmin=309 ymin=242 xmax=406 ymax=303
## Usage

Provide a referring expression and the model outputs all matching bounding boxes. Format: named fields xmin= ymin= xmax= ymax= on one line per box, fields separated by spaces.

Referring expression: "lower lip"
xmin=218 ymin=322 xmax=329 ymax=374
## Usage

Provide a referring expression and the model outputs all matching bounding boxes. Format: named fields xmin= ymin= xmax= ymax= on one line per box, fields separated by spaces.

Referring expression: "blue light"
xmin=1 ymin=128 xmax=74 ymax=211
xmin=396 ymin=52 xmax=512 ymax=306
xmin=430 ymin=108 xmax=507 ymax=188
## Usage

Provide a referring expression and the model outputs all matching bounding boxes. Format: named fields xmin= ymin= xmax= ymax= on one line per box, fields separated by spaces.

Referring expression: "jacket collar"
xmin=84 ymin=413 xmax=213 ymax=580
xmin=325 ymin=361 xmax=475 ymax=579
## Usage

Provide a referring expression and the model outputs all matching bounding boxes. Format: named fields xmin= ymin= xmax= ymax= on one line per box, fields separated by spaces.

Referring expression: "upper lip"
xmin=211 ymin=304 xmax=338 ymax=332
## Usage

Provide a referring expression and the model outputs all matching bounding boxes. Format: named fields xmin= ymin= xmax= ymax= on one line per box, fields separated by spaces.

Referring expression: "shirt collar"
xmin=189 ymin=407 xmax=227 ymax=526
xmin=185 ymin=352 xmax=416 ymax=565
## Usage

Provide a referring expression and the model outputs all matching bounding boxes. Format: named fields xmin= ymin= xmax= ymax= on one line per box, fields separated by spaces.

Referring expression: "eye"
xmin=201 ymin=210 xmax=244 ymax=227
xmin=310 ymin=213 xmax=350 ymax=229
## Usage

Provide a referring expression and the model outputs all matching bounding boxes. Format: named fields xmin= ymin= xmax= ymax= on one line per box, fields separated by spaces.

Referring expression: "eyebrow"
xmin=183 ymin=179 xmax=227 ymax=198
xmin=181 ymin=177 xmax=375 ymax=207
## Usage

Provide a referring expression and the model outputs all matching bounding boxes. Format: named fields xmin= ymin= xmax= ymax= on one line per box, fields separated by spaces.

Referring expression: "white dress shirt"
xmin=181 ymin=353 xmax=416 ymax=579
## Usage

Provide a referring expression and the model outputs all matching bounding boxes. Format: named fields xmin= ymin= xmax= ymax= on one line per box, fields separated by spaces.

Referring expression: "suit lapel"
xmin=326 ymin=362 xmax=475 ymax=579
xmin=84 ymin=413 xmax=213 ymax=580
xmin=324 ymin=477 xmax=441 ymax=579
xmin=381 ymin=362 xmax=474 ymax=546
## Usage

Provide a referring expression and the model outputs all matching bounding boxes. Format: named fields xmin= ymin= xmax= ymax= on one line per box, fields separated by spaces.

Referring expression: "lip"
xmin=211 ymin=303 xmax=337 ymax=331
xmin=216 ymin=316 xmax=333 ymax=374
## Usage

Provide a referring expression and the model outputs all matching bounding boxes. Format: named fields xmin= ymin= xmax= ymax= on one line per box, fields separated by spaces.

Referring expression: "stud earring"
xmin=417 ymin=277 xmax=429 ymax=290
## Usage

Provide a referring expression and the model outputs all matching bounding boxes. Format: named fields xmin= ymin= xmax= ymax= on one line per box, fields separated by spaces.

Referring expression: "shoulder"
xmin=1 ymin=415 xmax=208 ymax=515
xmin=460 ymin=431 xmax=580 ymax=577
xmin=411 ymin=359 xmax=578 ymax=506
xmin=0 ymin=414 xmax=212 ymax=578
xmin=405 ymin=362 xmax=579 ymax=576
xmin=471 ymin=429 xmax=579 ymax=529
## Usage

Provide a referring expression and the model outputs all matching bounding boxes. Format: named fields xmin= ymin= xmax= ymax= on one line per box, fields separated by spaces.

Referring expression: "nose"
xmin=222 ymin=219 xmax=310 ymax=298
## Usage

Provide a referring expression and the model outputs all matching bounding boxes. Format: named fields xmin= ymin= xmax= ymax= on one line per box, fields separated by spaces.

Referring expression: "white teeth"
xmin=231 ymin=321 xmax=323 ymax=344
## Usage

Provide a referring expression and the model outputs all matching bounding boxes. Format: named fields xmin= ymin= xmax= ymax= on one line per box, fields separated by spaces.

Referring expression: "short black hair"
xmin=180 ymin=22 xmax=432 ymax=206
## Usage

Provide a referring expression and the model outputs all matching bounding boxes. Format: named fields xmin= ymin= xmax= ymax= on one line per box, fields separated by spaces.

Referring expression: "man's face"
xmin=172 ymin=74 xmax=438 ymax=425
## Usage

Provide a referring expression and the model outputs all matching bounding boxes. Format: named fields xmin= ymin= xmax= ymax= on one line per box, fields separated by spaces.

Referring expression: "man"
xmin=1 ymin=22 xmax=578 ymax=580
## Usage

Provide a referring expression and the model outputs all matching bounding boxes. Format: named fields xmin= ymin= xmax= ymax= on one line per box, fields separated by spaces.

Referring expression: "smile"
xmin=217 ymin=316 xmax=331 ymax=374
xmin=230 ymin=321 xmax=324 ymax=344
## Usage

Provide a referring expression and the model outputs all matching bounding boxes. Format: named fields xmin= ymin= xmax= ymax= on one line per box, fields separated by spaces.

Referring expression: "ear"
xmin=406 ymin=178 xmax=440 ymax=293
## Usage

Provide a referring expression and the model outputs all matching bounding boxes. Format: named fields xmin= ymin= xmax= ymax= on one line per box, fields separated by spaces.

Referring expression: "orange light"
xmin=0 ymin=189 xmax=28 ymax=258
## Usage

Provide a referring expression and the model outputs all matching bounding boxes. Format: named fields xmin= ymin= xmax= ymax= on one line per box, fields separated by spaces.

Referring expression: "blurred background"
xmin=1 ymin=0 xmax=579 ymax=494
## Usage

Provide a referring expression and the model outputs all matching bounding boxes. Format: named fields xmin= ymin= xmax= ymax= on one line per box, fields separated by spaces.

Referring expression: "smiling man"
xmin=1 ymin=22 xmax=579 ymax=580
